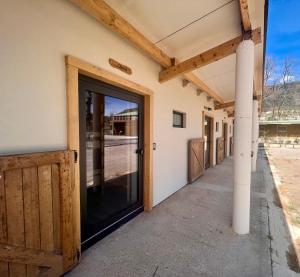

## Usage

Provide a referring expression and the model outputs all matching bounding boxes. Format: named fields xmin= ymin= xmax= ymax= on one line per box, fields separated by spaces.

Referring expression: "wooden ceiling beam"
xmin=216 ymin=93 xmax=263 ymax=111
xmin=183 ymin=72 xmax=224 ymax=103
xmin=228 ymin=111 xmax=235 ymax=118
xmin=215 ymin=101 xmax=235 ymax=110
xmin=238 ymin=0 xmax=252 ymax=32
xmin=159 ymin=28 xmax=261 ymax=83
xmin=69 ymin=0 xmax=224 ymax=103
xmin=182 ymin=79 xmax=189 ymax=87
xmin=70 ymin=0 xmax=171 ymax=67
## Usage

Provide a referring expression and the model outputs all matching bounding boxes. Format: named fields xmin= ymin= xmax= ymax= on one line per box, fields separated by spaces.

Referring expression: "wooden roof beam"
xmin=69 ymin=0 xmax=224 ymax=103
xmin=215 ymin=101 xmax=235 ymax=110
xmin=184 ymin=72 xmax=223 ymax=103
xmin=228 ymin=111 xmax=235 ymax=118
xmin=159 ymin=28 xmax=261 ymax=83
xmin=238 ymin=0 xmax=252 ymax=32
xmin=215 ymin=93 xmax=263 ymax=111
xmin=70 ymin=0 xmax=171 ymax=67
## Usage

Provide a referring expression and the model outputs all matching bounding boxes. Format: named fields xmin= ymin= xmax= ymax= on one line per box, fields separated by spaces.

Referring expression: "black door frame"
xmin=78 ymin=75 xmax=144 ymax=250
xmin=203 ymin=111 xmax=215 ymax=169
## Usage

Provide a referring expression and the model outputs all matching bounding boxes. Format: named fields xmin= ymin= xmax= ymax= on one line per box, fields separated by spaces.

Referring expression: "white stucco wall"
xmin=0 ymin=0 xmax=231 ymax=206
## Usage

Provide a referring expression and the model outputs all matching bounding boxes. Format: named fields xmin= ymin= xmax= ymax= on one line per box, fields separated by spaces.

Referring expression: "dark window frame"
xmin=173 ymin=110 xmax=185 ymax=128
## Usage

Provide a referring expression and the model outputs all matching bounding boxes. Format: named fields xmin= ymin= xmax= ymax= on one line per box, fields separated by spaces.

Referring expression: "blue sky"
xmin=105 ymin=96 xmax=137 ymax=116
xmin=266 ymin=0 xmax=300 ymax=80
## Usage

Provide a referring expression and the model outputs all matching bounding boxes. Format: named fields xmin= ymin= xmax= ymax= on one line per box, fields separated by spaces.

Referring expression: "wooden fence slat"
xmin=216 ymin=138 xmax=224 ymax=164
xmin=0 ymin=151 xmax=66 ymax=172
xmin=23 ymin=167 xmax=41 ymax=277
xmin=61 ymin=152 xmax=75 ymax=271
xmin=0 ymin=171 xmax=7 ymax=242
xmin=9 ymin=263 xmax=27 ymax=276
xmin=23 ymin=167 xmax=40 ymax=249
xmin=0 ymin=174 xmax=8 ymax=277
xmin=0 ymin=173 xmax=8 ymax=276
xmin=0 ymin=243 xmax=62 ymax=267
xmin=0 ymin=261 xmax=9 ymax=277
xmin=5 ymin=169 xmax=27 ymax=276
xmin=71 ymin=152 xmax=81 ymax=265
xmin=38 ymin=165 xmax=55 ymax=252
xmin=51 ymin=164 xmax=61 ymax=252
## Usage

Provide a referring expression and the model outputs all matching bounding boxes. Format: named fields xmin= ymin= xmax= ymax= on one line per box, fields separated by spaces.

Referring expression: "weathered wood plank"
xmin=70 ymin=152 xmax=81 ymax=265
xmin=0 ymin=243 xmax=62 ymax=267
xmin=5 ymin=169 xmax=27 ymax=276
xmin=38 ymin=165 xmax=54 ymax=252
xmin=66 ymin=63 xmax=81 ymax=269
xmin=216 ymin=137 xmax=225 ymax=164
xmin=159 ymin=28 xmax=262 ymax=83
xmin=69 ymin=0 xmax=171 ymax=67
xmin=0 ymin=171 xmax=7 ymax=243
xmin=5 ymin=170 xmax=24 ymax=246
xmin=23 ymin=167 xmax=41 ymax=277
xmin=0 ymin=151 xmax=66 ymax=172
xmin=66 ymin=0 xmax=224 ymax=102
xmin=188 ymin=138 xmax=205 ymax=183
xmin=239 ymin=0 xmax=252 ymax=32
xmin=51 ymin=164 xmax=61 ymax=252
xmin=143 ymin=94 xmax=153 ymax=211
xmin=9 ymin=263 xmax=27 ymax=276
xmin=0 ymin=261 xmax=9 ymax=277
xmin=23 ymin=167 xmax=40 ymax=249
xmin=61 ymin=153 xmax=75 ymax=271
xmin=0 ymin=242 xmax=63 ymax=277
xmin=214 ymin=101 xmax=235 ymax=110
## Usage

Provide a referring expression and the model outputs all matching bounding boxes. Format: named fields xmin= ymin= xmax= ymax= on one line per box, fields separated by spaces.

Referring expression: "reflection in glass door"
xmin=79 ymin=76 xmax=144 ymax=249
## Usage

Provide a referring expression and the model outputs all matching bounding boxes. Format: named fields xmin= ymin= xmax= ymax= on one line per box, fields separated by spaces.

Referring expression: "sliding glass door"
xmin=79 ymin=75 xmax=144 ymax=249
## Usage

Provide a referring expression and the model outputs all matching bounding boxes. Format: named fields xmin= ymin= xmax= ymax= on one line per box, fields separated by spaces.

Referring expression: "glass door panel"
xmin=79 ymin=76 xmax=143 ymax=248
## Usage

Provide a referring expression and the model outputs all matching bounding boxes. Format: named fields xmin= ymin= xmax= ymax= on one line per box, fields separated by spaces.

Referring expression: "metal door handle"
xmin=136 ymin=149 xmax=144 ymax=155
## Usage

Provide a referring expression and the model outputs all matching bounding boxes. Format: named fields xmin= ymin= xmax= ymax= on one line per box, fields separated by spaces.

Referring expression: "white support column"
xmin=233 ymin=39 xmax=254 ymax=235
xmin=251 ymin=100 xmax=259 ymax=172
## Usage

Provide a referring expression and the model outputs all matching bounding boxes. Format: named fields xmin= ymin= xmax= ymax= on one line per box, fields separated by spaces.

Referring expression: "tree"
xmin=263 ymin=57 xmax=296 ymax=119
xmin=276 ymin=59 xmax=295 ymax=117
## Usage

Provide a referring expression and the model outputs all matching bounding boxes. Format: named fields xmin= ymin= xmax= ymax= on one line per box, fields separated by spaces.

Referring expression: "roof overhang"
xmin=70 ymin=0 xmax=268 ymax=109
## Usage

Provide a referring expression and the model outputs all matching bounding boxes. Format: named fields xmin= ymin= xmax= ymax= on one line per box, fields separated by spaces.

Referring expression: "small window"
xmin=216 ymin=122 xmax=219 ymax=132
xmin=173 ymin=111 xmax=186 ymax=128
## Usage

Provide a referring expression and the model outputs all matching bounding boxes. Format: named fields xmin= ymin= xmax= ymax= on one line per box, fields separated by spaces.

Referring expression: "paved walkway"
xmin=67 ymin=150 xmax=296 ymax=277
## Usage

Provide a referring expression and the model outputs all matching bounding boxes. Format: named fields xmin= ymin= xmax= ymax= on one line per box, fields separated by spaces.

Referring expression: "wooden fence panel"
xmin=0 ymin=150 xmax=78 ymax=276
xmin=230 ymin=137 xmax=234 ymax=156
xmin=188 ymin=138 xmax=205 ymax=183
xmin=216 ymin=138 xmax=224 ymax=164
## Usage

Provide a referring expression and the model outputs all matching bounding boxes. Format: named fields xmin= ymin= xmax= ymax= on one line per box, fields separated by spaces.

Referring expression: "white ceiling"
xmin=106 ymin=0 xmax=266 ymax=102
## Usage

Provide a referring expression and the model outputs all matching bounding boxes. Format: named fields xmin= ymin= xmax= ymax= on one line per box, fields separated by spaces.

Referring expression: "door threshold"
xmin=81 ymin=206 xmax=144 ymax=251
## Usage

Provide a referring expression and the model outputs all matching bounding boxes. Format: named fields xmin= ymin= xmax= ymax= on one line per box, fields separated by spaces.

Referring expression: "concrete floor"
xmin=67 ymin=151 xmax=295 ymax=277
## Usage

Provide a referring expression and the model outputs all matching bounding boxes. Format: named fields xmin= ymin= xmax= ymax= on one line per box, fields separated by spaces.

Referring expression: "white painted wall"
xmin=0 ymin=0 xmax=229 ymax=206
